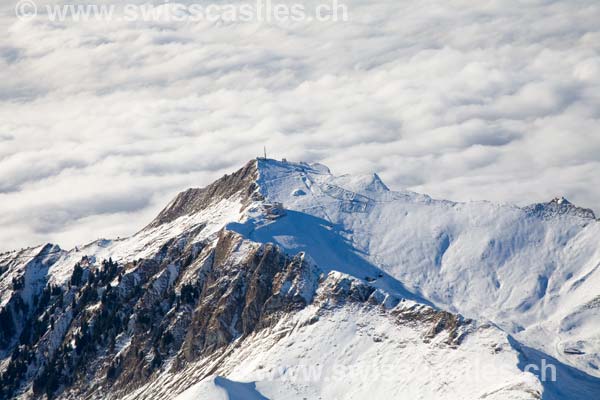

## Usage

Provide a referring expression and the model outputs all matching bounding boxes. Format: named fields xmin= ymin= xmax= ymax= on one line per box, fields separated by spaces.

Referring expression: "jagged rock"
xmin=147 ymin=161 xmax=258 ymax=228
xmin=1 ymin=159 xmax=599 ymax=399
xmin=524 ymin=196 xmax=596 ymax=220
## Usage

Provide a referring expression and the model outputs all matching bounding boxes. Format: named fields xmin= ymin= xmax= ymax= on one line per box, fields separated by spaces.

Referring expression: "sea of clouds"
xmin=1 ymin=0 xmax=600 ymax=251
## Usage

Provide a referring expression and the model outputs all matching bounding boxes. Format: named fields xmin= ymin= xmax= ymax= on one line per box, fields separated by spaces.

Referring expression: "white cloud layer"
xmin=1 ymin=0 xmax=600 ymax=251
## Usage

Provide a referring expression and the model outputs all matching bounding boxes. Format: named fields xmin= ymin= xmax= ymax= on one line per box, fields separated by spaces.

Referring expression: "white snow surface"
xmin=0 ymin=244 xmax=64 ymax=308
xmin=136 ymin=302 xmax=542 ymax=400
xmin=4 ymin=158 xmax=600 ymax=398
xmin=224 ymin=159 xmax=599 ymax=378
xmin=45 ymin=197 xmax=245 ymax=285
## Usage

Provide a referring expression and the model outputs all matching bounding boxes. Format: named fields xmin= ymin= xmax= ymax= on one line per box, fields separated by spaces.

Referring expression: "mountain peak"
xmin=147 ymin=159 xmax=259 ymax=229
xmin=524 ymin=196 xmax=596 ymax=220
xmin=551 ymin=196 xmax=571 ymax=205
xmin=256 ymin=157 xmax=332 ymax=176
xmin=147 ymin=158 xmax=338 ymax=230
xmin=3 ymin=159 xmax=600 ymax=399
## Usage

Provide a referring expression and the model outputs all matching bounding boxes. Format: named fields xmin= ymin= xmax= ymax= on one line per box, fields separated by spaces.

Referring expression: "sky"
xmin=1 ymin=0 xmax=600 ymax=251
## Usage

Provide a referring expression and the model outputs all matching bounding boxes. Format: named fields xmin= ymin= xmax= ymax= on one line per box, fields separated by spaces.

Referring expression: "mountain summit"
xmin=1 ymin=159 xmax=599 ymax=399
xmin=524 ymin=196 xmax=596 ymax=220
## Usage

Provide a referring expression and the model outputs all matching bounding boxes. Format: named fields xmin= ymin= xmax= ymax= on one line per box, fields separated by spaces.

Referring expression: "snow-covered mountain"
xmin=1 ymin=158 xmax=599 ymax=399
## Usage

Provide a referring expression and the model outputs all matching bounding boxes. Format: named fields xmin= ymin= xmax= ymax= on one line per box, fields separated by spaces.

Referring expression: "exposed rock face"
xmin=524 ymin=197 xmax=596 ymax=220
xmin=0 ymin=227 xmax=307 ymax=399
xmin=3 ymin=159 xmax=598 ymax=399
xmin=0 ymin=245 xmax=64 ymax=351
xmin=0 ymin=222 xmax=479 ymax=400
xmin=178 ymin=231 xmax=319 ymax=361
xmin=147 ymin=160 xmax=259 ymax=229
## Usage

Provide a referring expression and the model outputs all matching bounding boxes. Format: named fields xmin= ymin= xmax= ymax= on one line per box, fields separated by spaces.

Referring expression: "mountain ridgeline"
xmin=1 ymin=158 xmax=599 ymax=399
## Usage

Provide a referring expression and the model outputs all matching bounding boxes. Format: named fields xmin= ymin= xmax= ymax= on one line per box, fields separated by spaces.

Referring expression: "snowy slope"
xmin=1 ymin=158 xmax=599 ymax=399
xmin=130 ymin=291 xmax=543 ymax=400
xmin=0 ymin=244 xmax=65 ymax=308
xmin=175 ymin=308 xmax=540 ymax=400
xmin=45 ymin=197 xmax=245 ymax=286
xmin=226 ymin=159 xmax=600 ymax=378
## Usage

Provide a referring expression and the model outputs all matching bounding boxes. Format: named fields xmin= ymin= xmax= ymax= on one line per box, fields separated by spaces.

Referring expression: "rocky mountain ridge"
xmin=524 ymin=197 xmax=596 ymax=220
xmin=1 ymin=158 xmax=599 ymax=399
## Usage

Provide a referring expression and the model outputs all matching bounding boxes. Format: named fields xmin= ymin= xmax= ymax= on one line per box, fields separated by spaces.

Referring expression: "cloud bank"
xmin=1 ymin=0 xmax=600 ymax=251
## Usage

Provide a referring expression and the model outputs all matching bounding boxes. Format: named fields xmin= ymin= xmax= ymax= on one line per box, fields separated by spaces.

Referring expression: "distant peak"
xmin=551 ymin=196 xmax=571 ymax=205
xmin=256 ymin=157 xmax=331 ymax=175
xmin=146 ymin=160 xmax=259 ymax=228
xmin=524 ymin=196 xmax=596 ymax=220
xmin=371 ymin=173 xmax=390 ymax=192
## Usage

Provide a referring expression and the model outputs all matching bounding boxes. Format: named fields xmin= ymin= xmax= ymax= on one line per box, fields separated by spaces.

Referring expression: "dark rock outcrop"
xmin=524 ymin=197 xmax=596 ymax=220
xmin=146 ymin=160 xmax=259 ymax=229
